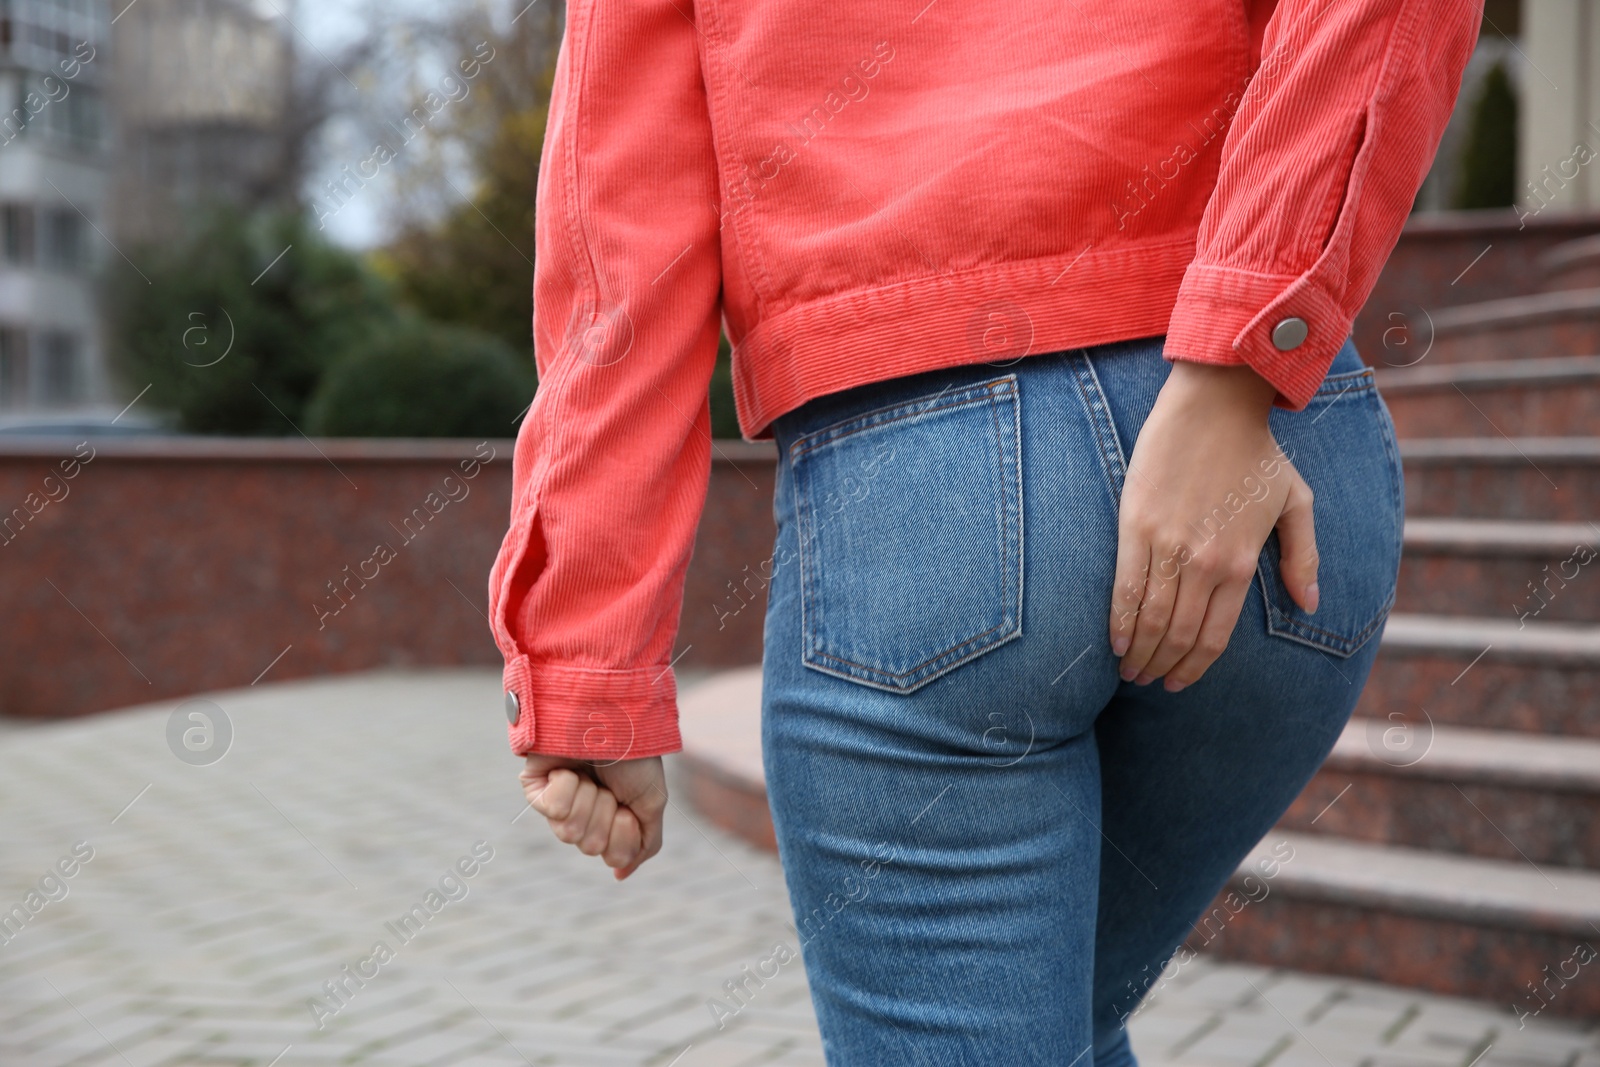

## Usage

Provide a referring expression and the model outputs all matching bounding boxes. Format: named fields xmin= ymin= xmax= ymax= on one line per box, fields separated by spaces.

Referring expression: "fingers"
xmin=520 ymin=756 xmax=667 ymax=881
xmin=1108 ymin=535 xmax=1149 ymax=659
xmin=1163 ymin=573 xmax=1253 ymax=692
xmin=1275 ymin=472 xmax=1320 ymax=613
xmin=1118 ymin=544 xmax=1179 ymax=682
xmin=577 ymin=787 xmax=618 ymax=857
xmin=624 ymin=783 xmax=668 ymax=876
xmin=603 ymin=807 xmax=642 ymax=875
xmin=524 ymin=764 xmax=579 ymax=820
xmin=550 ymin=774 xmax=599 ymax=846
xmin=1135 ymin=566 xmax=1209 ymax=683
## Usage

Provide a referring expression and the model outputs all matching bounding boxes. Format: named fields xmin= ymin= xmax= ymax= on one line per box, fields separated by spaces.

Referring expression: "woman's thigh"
xmin=761 ymin=351 xmax=1133 ymax=1063
xmin=1082 ymin=338 xmax=1406 ymax=1055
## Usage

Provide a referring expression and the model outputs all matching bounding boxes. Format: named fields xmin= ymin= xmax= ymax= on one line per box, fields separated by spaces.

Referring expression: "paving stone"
xmin=0 ymin=670 xmax=1595 ymax=1067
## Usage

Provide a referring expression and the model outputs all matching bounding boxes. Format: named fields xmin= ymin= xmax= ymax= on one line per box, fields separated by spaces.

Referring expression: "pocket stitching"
xmin=789 ymin=378 xmax=1018 ymax=462
xmin=1259 ymin=383 xmax=1399 ymax=658
xmin=794 ymin=377 xmax=1024 ymax=691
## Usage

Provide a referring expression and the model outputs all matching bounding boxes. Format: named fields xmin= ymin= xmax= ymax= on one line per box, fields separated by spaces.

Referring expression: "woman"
xmin=493 ymin=0 xmax=1479 ymax=1060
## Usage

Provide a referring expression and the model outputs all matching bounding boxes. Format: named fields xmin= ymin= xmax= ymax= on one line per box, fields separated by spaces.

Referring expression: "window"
xmin=66 ymin=84 xmax=98 ymax=147
xmin=2 ymin=203 xmax=33 ymax=265
xmin=0 ymin=326 xmax=26 ymax=407
xmin=38 ymin=329 xmax=78 ymax=403
xmin=40 ymin=207 xmax=82 ymax=271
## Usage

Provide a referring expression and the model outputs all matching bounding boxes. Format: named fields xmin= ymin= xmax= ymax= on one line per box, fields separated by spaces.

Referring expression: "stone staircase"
xmin=1204 ymin=237 xmax=1600 ymax=1017
xmin=677 ymin=233 xmax=1600 ymax=1020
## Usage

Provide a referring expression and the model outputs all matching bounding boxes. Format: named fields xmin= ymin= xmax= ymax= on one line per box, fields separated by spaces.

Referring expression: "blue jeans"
xmin=760 ymin=336 xmax=1404 ymax=1065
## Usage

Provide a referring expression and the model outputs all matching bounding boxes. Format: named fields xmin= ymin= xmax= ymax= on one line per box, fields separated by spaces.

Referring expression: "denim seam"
xmin=788 ymin=378 xmax=1019 ymax=462
xmin=989 ymin=386 xmax=1012 ymax=634
xmin=1002 ymin=374 xmax=1024 ymax=636
xmin=1067 ymin=351 xmax=1128 ymax=505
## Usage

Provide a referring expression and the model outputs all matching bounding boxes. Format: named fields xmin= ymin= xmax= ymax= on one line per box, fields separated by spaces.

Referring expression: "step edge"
xmin=1382 ymin=613 xmax=1600 ymax=664
xmin=1402 ymin=517 xmax=1600 ymax=555
xmin=1399 ymin=436 xmax=1600 ymax=462
xmin=1232 ymin=834 xmax=1600 ymax=935
xmin=1377 ymin=354 xmax=1600 ymax=392
xmin=1431 ymin=288 xmax=1600 ymax=333
xmin=1325 ymin=717 xmax=1600 ymax=792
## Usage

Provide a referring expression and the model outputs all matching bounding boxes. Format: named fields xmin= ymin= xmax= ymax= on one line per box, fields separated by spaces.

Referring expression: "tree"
xmin=107 ymin=207 xmax=399 ymax=435
xmin=372 ymin=2 xmax=562 ymax=358
xmin=1452 ymin=61 xmax=1517 ymax=210
xmin=373 ymin=0 xmax=744 ymax=438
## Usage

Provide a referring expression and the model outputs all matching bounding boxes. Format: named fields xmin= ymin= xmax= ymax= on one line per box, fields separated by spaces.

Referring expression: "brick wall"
xmin=0 ymin=436 xmax=778 ymax=721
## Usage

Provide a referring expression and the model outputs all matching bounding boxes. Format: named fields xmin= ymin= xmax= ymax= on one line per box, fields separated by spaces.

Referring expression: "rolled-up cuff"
xmin=1163 ymin=263 xmax=1348 ymax=411
xmin=503 ymin=654 xmax=683 ymax=760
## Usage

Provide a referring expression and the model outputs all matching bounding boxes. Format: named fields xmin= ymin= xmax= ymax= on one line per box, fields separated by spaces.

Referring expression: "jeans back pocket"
xmin=790 ymin=374 xmax=1024 ymax=693
xmin=1257 ymin=363 xmax=1405 ymax=657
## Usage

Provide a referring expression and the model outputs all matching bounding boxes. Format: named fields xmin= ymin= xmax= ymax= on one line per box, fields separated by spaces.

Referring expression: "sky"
xmin=287 ymin=0 xmax=453 ymax=248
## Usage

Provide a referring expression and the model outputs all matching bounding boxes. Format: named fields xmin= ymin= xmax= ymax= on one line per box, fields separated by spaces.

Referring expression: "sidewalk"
xmin=0 ymin=669 xmax=1594 ymax=1067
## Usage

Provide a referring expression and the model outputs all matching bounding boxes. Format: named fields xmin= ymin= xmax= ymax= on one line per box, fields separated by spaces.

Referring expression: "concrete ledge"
xmin=1377 ymin=354 xmax=1600 ymax=391
xmin=1539 ymin=232 xmax=1600 ymax=273
xmin=1381 ymin=613 xmax=1600 ymax=666
xmin=1204 ymin=836 xmax=1600 ymax=1017
xmin=1429 ymin=288 xmax=1600 ymax=333
xmin=1403 ymin=517 xmax=1600 ymax=555
xmin=0 ymin=435 xmax=778 ymax=464
xmin=1324 ymin=717 xmax=1600 ymax=794
xmin=1398 ymin=436 xmax=1600 ymax=462
xmin=1230 ymin=833 xmax=1600 ymax=938
xmin=676 ymin=667 xmax=771 ymax=852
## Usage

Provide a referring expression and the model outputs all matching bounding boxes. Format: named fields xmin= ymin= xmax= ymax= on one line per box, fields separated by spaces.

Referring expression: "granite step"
xmin=1197 ymin=832 xmax=1600 ymax=1018
xmin=1396 ymin=518 xmax=1600 ymax=623
xmin=1360 ymin=612 xmax=1600 ymax=739
xmin=1377 ymin=356 xmax=1600 ymax=438
xmin=1400 ymin=437 xmax=1600 ymax=520
xmin=1279 ymin=717 xmax=1600 ymax=868
xmin=678 ymin=672 xmax=1600 ymax=1018
xmin=1539 ymin=232 xmax=1600 ymax=291
xmin=1424 ymin=288 xmax=1600 ymax=364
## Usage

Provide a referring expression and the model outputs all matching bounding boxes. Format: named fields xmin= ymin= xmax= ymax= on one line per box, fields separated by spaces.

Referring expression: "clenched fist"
xmin=519 ymin=755 xmax=668 ymax=880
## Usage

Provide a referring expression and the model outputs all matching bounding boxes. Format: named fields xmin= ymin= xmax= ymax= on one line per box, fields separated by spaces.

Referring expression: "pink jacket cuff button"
xmin=1271 ymin=317 xmax=1308 ymax=351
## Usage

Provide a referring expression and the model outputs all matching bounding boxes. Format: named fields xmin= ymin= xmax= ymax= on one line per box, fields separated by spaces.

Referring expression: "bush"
xmin=1452 ymin=61 xmax=1517 ymax=210
xmin=709 ymin=333 xmax=741 ymax=439
xmin=306 ymin=322 xmax=535 ymax=437
xmin=109 ymin=206 xmax=400 ymax=435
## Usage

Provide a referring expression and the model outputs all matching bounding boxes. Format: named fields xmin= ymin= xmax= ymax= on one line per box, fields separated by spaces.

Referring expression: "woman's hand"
xmin=1109 ymin=360 xmax=1320 ymax=691
xmin=519 ymin=755 xmax=668 ymax=880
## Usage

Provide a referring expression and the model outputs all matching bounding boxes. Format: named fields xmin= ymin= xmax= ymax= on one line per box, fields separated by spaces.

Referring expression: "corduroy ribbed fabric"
xmin=489 ymin=0 xmax=1482 ymax=759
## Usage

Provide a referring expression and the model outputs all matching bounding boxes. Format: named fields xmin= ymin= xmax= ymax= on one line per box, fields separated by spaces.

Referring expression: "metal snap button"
xmin=504 ymin=690 xmax=521 ymax=725
xmin=1271 ymin=317 xmax=1309 ymax=351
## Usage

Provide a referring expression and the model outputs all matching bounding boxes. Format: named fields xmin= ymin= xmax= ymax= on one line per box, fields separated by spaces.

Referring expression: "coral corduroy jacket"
xmin=489 ymin=0 xmax=1482 ymax=759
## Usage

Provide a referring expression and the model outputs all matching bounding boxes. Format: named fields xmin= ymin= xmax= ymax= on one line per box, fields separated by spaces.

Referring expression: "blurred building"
xmin=1520 ymin=0 xmax=1600 ymax=213
xmin=0 ymin=0 xmax=111 ymax=413
xmin=0 ymin=0 xmax=294 ymax=420
xmin=108 ymin=0 xmax=294 ymax=248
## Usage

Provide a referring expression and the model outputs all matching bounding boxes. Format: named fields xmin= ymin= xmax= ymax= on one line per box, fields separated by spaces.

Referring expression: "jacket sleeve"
xmin=487 ymin=0 xmax=723 ymax=761
xmin=1163 ymin=0 xmax=1482 ymax=407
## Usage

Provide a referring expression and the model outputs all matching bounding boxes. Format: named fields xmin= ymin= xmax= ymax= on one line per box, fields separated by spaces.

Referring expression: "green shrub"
xmin=709 ymin=333 xmax=740 ymax=439
xmin=1452 ymin=61 xmax=1517 ymax=210
xmin=306 ymin=321 xmax=535 ymax=437
xmin=109 ymin=206 xmax=400 ymax=435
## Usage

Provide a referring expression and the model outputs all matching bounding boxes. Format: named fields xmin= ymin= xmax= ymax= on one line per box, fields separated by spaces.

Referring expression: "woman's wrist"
xmin=1161 ymin=359 xmax=1278 ymax=419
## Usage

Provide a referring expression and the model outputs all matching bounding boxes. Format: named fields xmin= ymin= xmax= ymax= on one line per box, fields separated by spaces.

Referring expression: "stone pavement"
xmin=0 ymin=669 xmax=1594 ymax=1067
